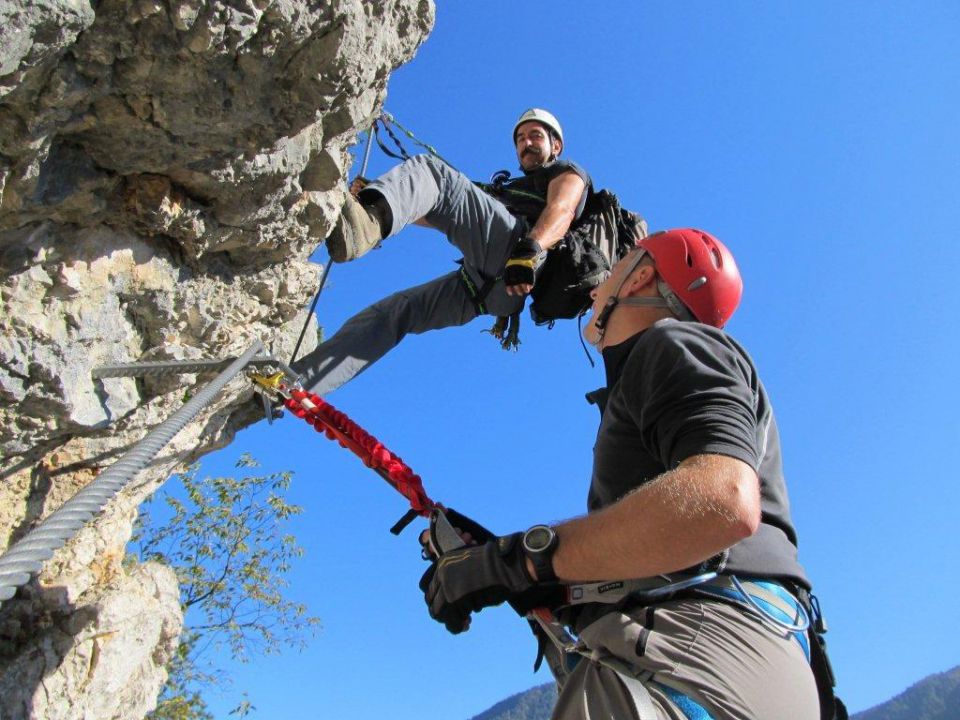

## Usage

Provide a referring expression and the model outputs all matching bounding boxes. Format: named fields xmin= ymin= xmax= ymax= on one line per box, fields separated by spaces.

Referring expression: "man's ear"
xmin=551 ymin=137 xmax=563 ymax=157
xmin=621 ymin=264 xmax=658 ymax=297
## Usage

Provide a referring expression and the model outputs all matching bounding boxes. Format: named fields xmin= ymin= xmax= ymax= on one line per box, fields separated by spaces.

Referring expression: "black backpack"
xmin=529 ymin=189 xmax=648 ymax=325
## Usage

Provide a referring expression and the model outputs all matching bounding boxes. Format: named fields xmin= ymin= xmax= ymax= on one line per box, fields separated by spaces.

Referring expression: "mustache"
xmin=522 ymin=147 xmax=542 ymax=157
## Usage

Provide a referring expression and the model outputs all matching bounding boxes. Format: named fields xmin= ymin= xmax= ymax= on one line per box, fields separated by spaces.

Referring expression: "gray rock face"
xmin=0 ymin=1 xmax=433 ymax=717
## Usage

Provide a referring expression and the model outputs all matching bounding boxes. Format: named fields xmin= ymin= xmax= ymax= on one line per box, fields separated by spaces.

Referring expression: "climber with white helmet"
xmin=292 ymin=108 xmax=603 ymax=396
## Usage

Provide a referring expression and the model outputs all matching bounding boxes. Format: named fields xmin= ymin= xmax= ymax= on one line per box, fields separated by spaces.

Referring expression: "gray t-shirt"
xmin=588 ymin=318 xmax=809 ymax=589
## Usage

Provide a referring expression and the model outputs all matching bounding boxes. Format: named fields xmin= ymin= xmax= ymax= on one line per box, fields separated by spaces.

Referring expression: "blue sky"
xmin=169 ymin=3 xmax=959 ymax=717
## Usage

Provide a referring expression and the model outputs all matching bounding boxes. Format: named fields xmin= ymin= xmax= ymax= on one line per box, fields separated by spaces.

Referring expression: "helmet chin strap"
xmin=592 ymin=295 xmax=671 ymax=338
xmin=591 ymin=252 xmax=688 ymax=343
xmin=622 ymin=280 xmax=692 ymax=320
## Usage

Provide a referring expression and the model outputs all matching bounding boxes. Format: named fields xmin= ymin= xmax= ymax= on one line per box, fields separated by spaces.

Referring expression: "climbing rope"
xmin=289 ymin=259 xmax=333 ymax=365
xmin=373 ymin=111 xmax=453 ymax=167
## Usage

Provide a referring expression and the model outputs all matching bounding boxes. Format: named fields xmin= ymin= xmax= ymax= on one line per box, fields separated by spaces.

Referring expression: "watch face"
xmin=524 ymin=525 xmax=554 ymax=552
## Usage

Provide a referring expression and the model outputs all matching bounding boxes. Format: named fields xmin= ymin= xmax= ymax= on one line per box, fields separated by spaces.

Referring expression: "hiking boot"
xmin=326 ymin=192 xmax=384 ymax=263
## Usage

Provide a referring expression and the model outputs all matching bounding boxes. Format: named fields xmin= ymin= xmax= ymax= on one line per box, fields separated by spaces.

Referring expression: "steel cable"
xmin=0 ymin=341 xmax=264 ymax=605
xmin=93 ymin=356 xmax=277 ymax=379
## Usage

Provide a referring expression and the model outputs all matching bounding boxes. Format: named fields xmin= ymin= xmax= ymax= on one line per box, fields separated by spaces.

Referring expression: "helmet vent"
xmin=688 ymin=276 xmax=707 ymax=291
xmin=697 ymin=231 xmax=723 ymax=269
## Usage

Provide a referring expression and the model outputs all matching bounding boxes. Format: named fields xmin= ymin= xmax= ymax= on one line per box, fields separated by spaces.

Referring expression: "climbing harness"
xmin=457 ymin=259 xmax=522 ymax=351
xmin=457 ymin=262 xmax=493 ymax=315
xmin=364 ymin=116 xmax=529 ymax=350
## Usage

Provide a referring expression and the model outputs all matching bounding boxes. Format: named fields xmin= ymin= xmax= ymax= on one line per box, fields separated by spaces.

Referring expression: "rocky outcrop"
xmin=0 ymin=1 xmax=434 ymax=718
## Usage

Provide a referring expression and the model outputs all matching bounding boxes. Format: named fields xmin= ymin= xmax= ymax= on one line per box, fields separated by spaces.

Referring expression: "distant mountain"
xmin=468 ymin=684 xmax=555 ymax=720
xmin=853 ymin=666 xmax=960 ymax=720
xmin=467 ymin=666 xmax=960 ymax=720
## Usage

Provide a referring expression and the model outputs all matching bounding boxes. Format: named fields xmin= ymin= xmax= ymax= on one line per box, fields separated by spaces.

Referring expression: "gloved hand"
xmin=420 ymin=532 xmax=561 ymax=634
xmin=503 ymin=236 xmax=541 ymax=292
xmin=420 ymin=507 xmax=496 ymax=560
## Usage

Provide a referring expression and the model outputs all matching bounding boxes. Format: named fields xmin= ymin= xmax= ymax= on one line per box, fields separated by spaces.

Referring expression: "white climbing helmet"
xmin=513 ymin=108 xmax=564 ymax=150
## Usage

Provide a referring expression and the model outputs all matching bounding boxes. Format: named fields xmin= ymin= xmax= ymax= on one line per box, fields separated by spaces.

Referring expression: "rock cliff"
xmin=0 ymin=1 xmax=433 ymax=717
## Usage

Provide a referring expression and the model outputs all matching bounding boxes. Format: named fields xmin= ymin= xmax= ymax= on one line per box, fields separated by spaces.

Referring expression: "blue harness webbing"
xmin=692 ymin=578 xmax=811 ymax=661
xmin=556 ymin=576 xmax=812 ymax=720
xmin=655 ymin=683 xmax=714 ymax=720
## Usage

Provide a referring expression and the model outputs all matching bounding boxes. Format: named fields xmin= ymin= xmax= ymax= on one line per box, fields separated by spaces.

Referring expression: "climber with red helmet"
xmin=291 ymin=108 xmax=605 ymax=397
xmin=420 ymin=230 xmax=845 ymax=719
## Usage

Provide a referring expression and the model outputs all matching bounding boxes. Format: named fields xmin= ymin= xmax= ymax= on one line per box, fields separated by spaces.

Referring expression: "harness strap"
xmin=457 ymin=262 xmax=495 ymax=315
xmin=562 ymin=574 xmax=811 ymax=659
xmin=568 ymin=642 xmax=713 ymax=720
xmin=653 ymin=683 xmax=714 ymax=719
xmin=457 ymin=263 xmax=525 ymax=350
xmin=692 ymin=577 xmax=810 ymax=660
xmin=793 ymin=587 xmax=849 ymax=720
xmin=373 ymin=118 xmax=411 ymax=162
xmin=564 ymin=573 xmax=713 ymax=605
xmin=616 ymin=671 xmax=660 ymax=720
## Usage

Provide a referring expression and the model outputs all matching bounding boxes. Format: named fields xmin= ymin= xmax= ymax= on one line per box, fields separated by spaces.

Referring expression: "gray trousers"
xmin=552 ymin=599 xmax=819 ymax=720
xmin=293 ymin=154 xmax=526 ymax=395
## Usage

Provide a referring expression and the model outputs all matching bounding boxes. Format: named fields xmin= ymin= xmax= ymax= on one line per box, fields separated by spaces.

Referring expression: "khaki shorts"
xmin=551 ymin=598 xmax=819 ymax=720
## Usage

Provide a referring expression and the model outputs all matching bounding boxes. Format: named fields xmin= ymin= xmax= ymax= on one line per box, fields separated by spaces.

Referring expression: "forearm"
xmin=528 ymin=203 xmax=575 ymax=251
xmin=549 ymin=454 xmax=761 ymax=582
xmin=527 ymin=171 xmax=585 ymax=251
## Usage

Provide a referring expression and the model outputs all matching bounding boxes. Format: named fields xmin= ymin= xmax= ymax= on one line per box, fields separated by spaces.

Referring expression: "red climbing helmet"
xmin=638 ymin=229 xmax=743 ymax=328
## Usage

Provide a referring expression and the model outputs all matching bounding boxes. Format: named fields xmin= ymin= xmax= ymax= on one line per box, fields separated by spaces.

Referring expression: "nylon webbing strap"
xmin=617 ymin=672 xmax=660 ymax=720
xmin=457 ymin=264 xmax=495 ymax=315
xmin=653 ymin=682 xmax=714 ymax=720
xmin=379 ymin=112 xmax=453 ymax=166
xmin=284 ymin=388 xmax=436 ymax=532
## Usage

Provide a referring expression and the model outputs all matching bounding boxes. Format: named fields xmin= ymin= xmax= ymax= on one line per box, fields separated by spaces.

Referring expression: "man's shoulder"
xmin=629 ymin=320 xmax=732 ymax=363
xmin=639 ymin=318 xmax=713 ymax=345
xmin=547 ymin=159 xmax=591 ymax=185
xmin=555 ymin=158 xmax=590 ymax=174
xmin=635 ymin=320 xmax=757 ymax=380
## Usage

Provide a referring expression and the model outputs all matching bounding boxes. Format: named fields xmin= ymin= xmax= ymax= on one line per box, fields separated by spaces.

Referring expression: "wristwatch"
xmin=522 ymin=524 xmax=559 ymax=582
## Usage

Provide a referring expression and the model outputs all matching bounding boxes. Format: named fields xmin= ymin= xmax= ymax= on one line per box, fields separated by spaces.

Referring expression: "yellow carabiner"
xmin=249 ymin=371 xmax=284 ymax=393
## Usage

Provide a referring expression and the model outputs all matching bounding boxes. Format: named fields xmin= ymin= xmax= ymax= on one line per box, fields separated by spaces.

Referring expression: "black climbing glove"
xmin=503 ymin=236 xmax=541 ymax=288
xmin=420 ymin=507 xmax=496 ymax=560
xmin=441 ymin=507 xmax=496 ymax=545
xmin=419 ymin=532 xmax=562 ymax=635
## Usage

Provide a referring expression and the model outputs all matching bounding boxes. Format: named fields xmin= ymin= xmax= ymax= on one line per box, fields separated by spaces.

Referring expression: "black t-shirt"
xmin=489 ymin=159 xmax=592 ymax=227
xmin=589 ymin=319 xmax=809 ymax=589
